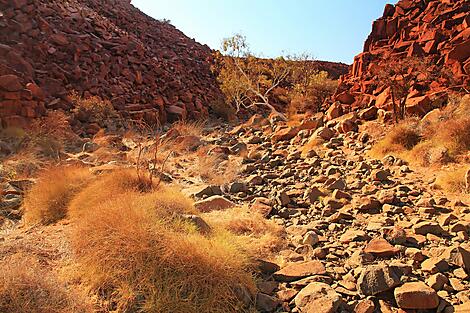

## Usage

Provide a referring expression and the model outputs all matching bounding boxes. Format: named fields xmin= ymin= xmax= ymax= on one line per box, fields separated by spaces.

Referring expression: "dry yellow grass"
xmin=369 ymin=118 xmax=421 ymax=157
xmin=202 ymin=206 xmax=286 ymax=256
xmin=70 ymin=192 xmax=256 ymax=312
xmin=432 ymin=117 xmax=470 ymax=159
xmin=1 ymin=149 xmax=45 ymax=179
xmin=70 ymin=91 xmax=118 ymax=123
xmin=434 ymin=166 xmax=469 ymax=193
xmin=191 ymin=149 xmax=240 ymax=185
xmin=0 ymin=253 xmax=91 ymax=313
xmin=170 ymin=120 xmax=205 ymax=137
xmin=71 ymin=180 xmax=197 ymax=221
xmin=371 ymin=95 xmax=470 ymax=167
xmin=68 ymin=169 xmax=156 ymax=220
xmin=23 ymin=166 xmax=94 ymax=225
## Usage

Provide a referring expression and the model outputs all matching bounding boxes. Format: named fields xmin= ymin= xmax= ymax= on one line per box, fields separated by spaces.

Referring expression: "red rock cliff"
xmin=333 ymin=0 xmax=469 ymax=116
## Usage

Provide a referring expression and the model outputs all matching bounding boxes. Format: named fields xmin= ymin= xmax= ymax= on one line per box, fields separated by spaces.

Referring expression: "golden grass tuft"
xmin=0 ymin=253 xmax=91 ymax=313
xmin=434 ymin=166 xmax=469 ymax=193
xmin=23 ymin=166 xmax=94 ymax=225
xmin=191 ymin=149 xmax=240 ymax=185
xmin=68 ymin=169 xmax=157 ymax=220
xmin=371 ymin=96 xmax=470 ymax=168
xmin=370 ymin=119 xmax=421 ymax=157
xmin=432 ymin=117 xmax=470 ymax=158
xmin=170 ymin=120 xmax=205 ymax=137
xmin=202 ymin=206 xmax=286 ymax=256
xmin=70 ymin=192 xmax=256 ymax=312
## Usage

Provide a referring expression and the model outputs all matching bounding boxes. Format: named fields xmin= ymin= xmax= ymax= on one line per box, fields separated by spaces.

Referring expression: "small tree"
xmin=218 ymin=34 xmax=289 ymax=119
xmin=286 ymin=53 xmax=337 ymax=115
xmin=376 ymin=56 xmax=447 ymax=123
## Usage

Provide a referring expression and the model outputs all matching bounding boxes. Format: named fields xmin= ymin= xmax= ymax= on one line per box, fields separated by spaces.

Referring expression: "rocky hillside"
xmin=333 ymin=0 xmax=469 ymax=114
xmin=0 ymin=0 xmax=223 ymax=128
xmin=310 ymin=60 xmax=349 ymax=80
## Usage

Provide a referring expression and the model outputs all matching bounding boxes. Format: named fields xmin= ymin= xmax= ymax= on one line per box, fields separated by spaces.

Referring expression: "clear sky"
xmin=132 ymin=0 xmax=397 ymax=64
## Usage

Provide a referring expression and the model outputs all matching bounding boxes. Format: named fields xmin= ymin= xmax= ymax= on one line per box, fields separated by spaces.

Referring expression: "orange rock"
xmin=394 ymin=282 xmax=439 ymax=309
xmin=405 ymin=95 xmax=432 ymax=117
xmin=273 ymin=261 xmax=326 ymax=282
xmin=364 ymin=238 xmax=400 ymax=257
xmin=354 ymin=299 xmax=375 ymax=313
xmin=271 ymin=127 xmax=299 ymax=142
xmin=326 ymin=102 xmax=343 ymax=120
xmin=0 ymin=75 xmax=22 ymax=92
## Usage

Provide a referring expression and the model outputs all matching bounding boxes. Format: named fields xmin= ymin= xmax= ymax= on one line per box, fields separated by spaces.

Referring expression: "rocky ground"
xmin=1 ymin=112 xmax=470 ymax=313
xmin=184 ymin=115 xmax=470 ymax=313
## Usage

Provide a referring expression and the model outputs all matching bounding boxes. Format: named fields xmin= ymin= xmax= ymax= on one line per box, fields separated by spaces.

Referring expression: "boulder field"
xmin=0 ymin=0 xmax=224 ymax=127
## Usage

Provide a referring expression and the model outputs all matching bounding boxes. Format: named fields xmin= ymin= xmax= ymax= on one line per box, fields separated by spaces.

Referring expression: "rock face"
xmin=0 ymin=0 xmax=223 ymax=127
xmin=332 ymin=0 xmax=469 ymax=114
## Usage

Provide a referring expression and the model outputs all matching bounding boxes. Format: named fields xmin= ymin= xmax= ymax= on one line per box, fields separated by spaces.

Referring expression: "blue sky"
xmin=132 ymin=0 xmax=397 ymax=64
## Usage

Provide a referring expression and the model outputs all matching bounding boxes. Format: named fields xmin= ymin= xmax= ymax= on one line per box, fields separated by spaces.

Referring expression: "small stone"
xmin=276 ymin=289 xmax=297 ymax=302
xmin=394 ymin=282 xmax=439 ymax=309
xmin=247 ymin=175 xmax=263 ymax=185
xmin=413 ymin=221 xmax=445 ymax=235
xmin=307 ymin=187 xmax=325 ymax=203
xmin=251 ymin=197 xmax=273 ymax=217
xmin=191 ymin=185 xmax=222 ymax=198
xmin=332 ymin=189 xmax=351 ymax=200
xmin=194 ymin=196 xmax=235 ymax=212
xmin=257 ymin=281 xmax=278 ymax=294
xmin=277 ymin=191 xmax=290 ymax=206
xmin=254 ymin=259 xmax=280 ymax=275
xmin=272 ymin=127 xmax=299 ymax=142
xmin=356 ymin=197 xmax=381 ymax=212
xmin=256 ymin=293 xmax=279 ymax=312
xmin=340 ymin=229 xmax=369 ymax=243
xmin=354 ymin=299 xmax=375 ymax=313
xmin=314 ymin=127 xmax=336 ymax=141
xmin=371 ymin=169 xmax=390 ymax=181
xmin=294 ymin=282 xmax=342 ymax=313
xmin=229 ymin=182 xmax=247 ymax=193
xmin=443 ymin=246 xmax=470 ymax=273
xmin=426 ymin=273 xmax=448 ymax=291
xmin=0 ymin=75 xmax=22 ymax=92
xmin=364 ymin=238 xmax=400 ymax=257
xmin=449 ymin=278 xmax=466 ymax=291
xmin=302 ymin=231 xmax=319 ymax=246
xmin=273 ymin=261 xmax=326 ymax=282
xmin=421 ymin=257 xmax=449 ymax=274
xmin=357 ymin=264 xmax=401 ymax=296
xmin=454 ymin=268 xmax=469 ymax=280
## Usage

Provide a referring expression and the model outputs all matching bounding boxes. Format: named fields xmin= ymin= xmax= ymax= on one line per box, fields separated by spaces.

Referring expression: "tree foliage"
xmin=375 ymin=56 xmax=453 ymax=122
xmin=217 ymin=34 xmax=290 ymax=118
xmin=214 ymin=34 xmax=338 ymax=119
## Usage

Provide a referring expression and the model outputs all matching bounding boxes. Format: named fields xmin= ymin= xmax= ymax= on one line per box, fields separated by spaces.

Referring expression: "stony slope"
xmin=332 ymin=0 xmax=469 ymax=114
xmin=0 ymin=0 xmax=223 ymax=127
xmin=2 ymin=114 xmax=469 ymax=312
